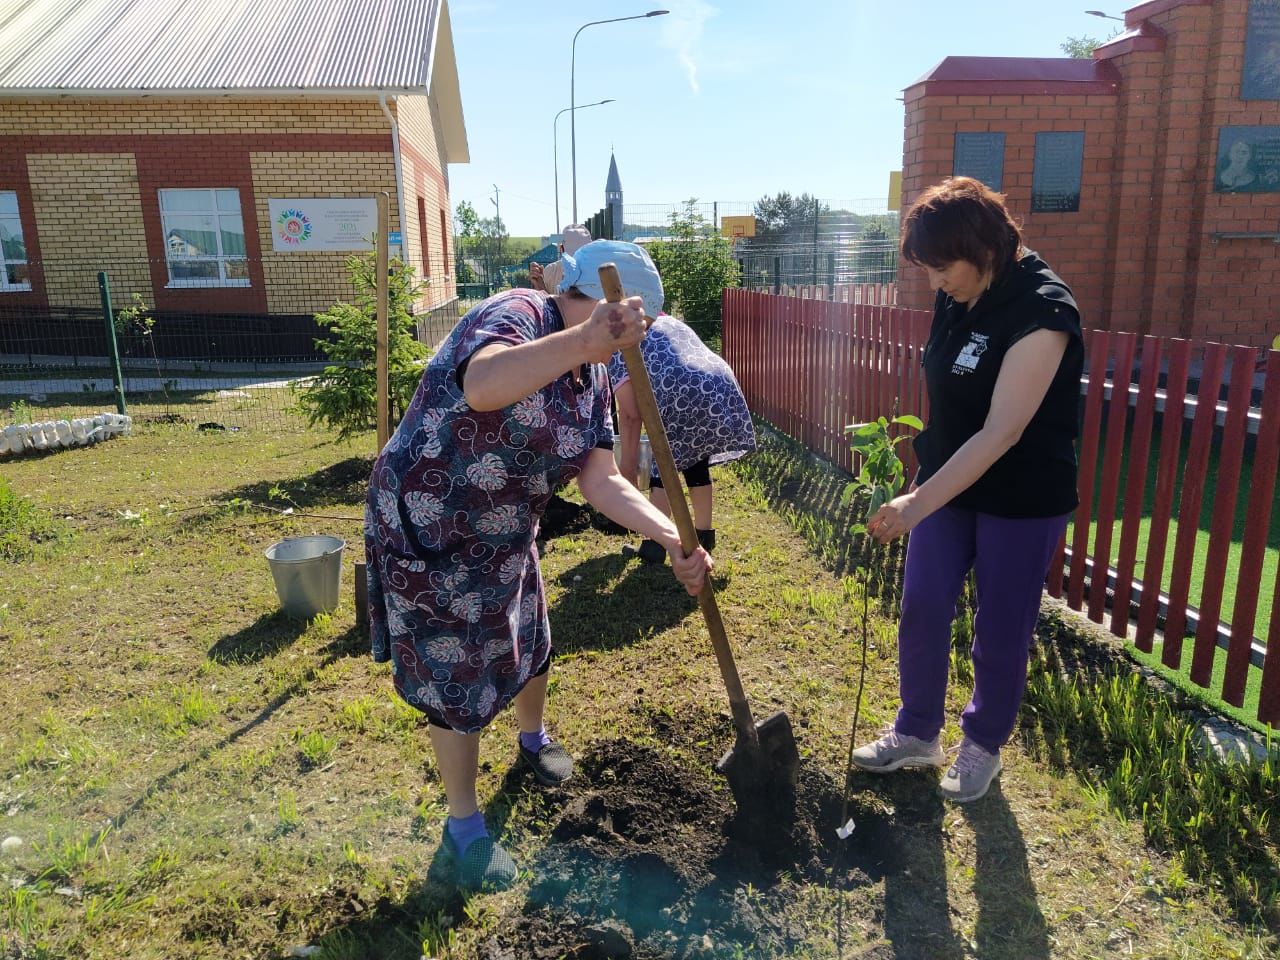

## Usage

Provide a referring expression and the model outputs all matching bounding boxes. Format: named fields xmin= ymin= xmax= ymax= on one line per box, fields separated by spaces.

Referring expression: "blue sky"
xmin=446 ymin=0 xmax=1126 ymax=236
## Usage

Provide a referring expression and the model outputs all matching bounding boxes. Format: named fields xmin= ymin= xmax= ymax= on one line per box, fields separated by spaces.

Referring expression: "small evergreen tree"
xmin=646 ymin=200 xmax=739 ymax=339
xmin=295 ymin=251 xmax=430 ymax=440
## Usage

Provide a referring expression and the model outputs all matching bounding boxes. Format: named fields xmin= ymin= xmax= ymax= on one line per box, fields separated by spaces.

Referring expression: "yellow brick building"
xmin=0 ymin=0 xmax=468 ymax=337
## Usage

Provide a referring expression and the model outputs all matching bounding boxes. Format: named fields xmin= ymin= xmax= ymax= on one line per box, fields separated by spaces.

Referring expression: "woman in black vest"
xmin=850 ymin=176 xmax=1083 ymax=802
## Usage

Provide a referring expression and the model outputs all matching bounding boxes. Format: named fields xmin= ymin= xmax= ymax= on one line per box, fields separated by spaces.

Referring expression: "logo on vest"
xmin=952 ymin=332 xmax=989 ymax=375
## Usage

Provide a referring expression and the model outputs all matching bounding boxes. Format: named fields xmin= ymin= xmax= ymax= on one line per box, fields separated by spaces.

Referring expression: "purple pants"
xmin=893 ymin=505 xmax=1069 ymax=754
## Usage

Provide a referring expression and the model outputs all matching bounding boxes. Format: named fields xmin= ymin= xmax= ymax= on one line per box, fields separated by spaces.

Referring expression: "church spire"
xmin=605 ymin=151 xmax=623 ymax=239
xmin=606 ymin=151 xmax=623 ymax=193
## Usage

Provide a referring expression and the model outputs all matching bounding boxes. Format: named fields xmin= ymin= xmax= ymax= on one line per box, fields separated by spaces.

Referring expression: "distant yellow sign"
xmin=721 ymin=215 xmax=756 ymax=238
xmin=888 ymin=171 xmax=903 ymax=211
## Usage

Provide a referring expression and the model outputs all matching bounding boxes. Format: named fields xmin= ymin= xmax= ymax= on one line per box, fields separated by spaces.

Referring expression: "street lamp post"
xmin=555 ymin=99 xmax=614 ymax=234
xmin=571 ymin=10 xmax=667 ymax=224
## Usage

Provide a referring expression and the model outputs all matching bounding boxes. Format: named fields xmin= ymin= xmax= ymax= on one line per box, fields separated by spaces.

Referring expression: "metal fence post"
xmin=97 ymin=271 xmax=127 ymax=415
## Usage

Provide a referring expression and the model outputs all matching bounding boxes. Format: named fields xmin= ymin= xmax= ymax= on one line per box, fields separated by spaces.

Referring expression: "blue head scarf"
xmin=557 ymin=240 xmax=665 ymax=318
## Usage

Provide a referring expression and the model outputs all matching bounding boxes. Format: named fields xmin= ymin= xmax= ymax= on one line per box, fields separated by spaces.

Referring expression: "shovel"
xmin=597 ymin=263 xmax=800 ymax=832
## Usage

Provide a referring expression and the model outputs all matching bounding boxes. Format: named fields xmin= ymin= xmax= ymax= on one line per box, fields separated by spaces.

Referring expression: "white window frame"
xmin=159 ymin=188 xmax=250 ymax=288
xmin=0 ymin=191 xmax=31 ymax=293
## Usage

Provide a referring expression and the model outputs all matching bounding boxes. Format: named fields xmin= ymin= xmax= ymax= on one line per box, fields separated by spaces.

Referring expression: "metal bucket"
xmin=613 ymin=434 xmax=653 ymax=492
xmin=264 ymin=535 xmax=345 ymax=619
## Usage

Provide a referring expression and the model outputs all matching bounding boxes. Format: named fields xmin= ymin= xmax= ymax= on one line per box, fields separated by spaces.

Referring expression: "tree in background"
xmin=480 ymin=215 xmax=507 ymax=271
xmin=1060 ymin=26 xmax=1121 ymax=59
xmin=294 ymin=252 xmax=429 ymax=440
xmin=646 ymin=200 xmax=739 ymax=340
xmin=753 ymin=191 xmax=828 ymax=239
xmin=854 ymin=214 xmax=899 ymax=284
xmin=1060 ymin=36 xmax=1102 ymax=58
xmin=454 ymin=200 xmax=480 ymax=277
xmin=741 ymin=191 xmax=834 ymax=288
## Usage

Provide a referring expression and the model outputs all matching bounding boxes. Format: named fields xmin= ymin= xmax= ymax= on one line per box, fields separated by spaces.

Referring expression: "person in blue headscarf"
xmin=364 ymin=239 xmax=711 ymax=891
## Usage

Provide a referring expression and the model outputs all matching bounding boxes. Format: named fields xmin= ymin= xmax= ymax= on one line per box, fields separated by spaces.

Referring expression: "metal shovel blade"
xmin=714 ymin=711 xmax=802 ymax=829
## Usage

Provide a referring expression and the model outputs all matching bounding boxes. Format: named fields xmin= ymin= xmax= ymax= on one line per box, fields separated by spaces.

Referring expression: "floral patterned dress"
xmin=607 ymin=315 xmax=756 ymax=474
xmin=365 ymin=289 xmax=614 ymax=733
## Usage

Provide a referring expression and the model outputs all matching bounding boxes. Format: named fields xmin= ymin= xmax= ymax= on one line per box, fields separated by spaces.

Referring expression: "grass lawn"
xmin=1067 ymin=418 xmax=1278 ymax=730
xmin=1073 ymin=420 xmax=1279 ymax=645
xmin=0 ymin=422 xmax=1276 ymax=958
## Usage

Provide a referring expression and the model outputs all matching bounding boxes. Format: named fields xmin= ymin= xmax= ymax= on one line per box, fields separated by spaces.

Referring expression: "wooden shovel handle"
xmin=597 ymin=264 xmax=759 ymax=748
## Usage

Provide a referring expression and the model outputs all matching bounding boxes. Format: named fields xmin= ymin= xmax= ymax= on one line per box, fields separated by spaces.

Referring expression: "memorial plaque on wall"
xmin=953 ymin=133 xmax=1005 ymax=191
xmin=1244 ymin=0 xmax=1280 ymax=100
xmin=1215 ymin=125 xmax=1280 ymax=192
xmin=1031 ymin=132 xmax=1085 ymax=213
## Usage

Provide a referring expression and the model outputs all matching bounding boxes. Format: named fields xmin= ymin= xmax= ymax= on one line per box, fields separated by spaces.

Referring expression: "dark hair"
xmin=900 ymin=177 xmax=1023 ymax=282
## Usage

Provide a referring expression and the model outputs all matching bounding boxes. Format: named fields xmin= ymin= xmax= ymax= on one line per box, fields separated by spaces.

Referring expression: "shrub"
xmin=294 ymin=252 xmax=431 ymax=440
xmin=646 ymin=200 xmax=739 ymax=339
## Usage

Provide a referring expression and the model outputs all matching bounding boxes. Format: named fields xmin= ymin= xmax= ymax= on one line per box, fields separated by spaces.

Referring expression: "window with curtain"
xmin=159 ymin=188 xmax=249 ymax=287
xmin=418 ymin=198 xmax=431 ymax=277
xmin=0 ymin=192 xmax=30 ymax=291
xmin=439 ymin=208 xmax=450 ymax=276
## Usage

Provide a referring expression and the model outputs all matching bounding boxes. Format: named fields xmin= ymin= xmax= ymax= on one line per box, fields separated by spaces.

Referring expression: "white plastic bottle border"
xmin=0 ymin=413 xmax=132 ymax=457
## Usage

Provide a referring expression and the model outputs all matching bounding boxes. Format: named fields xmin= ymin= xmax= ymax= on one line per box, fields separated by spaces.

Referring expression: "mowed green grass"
xmin=1068 ymin=418 xmax=1277 ymax=729
xmin=1074 ymin=419 xmax=1279 ymax=641
xmin=0 ymin=423 xmax=1273 ymax=959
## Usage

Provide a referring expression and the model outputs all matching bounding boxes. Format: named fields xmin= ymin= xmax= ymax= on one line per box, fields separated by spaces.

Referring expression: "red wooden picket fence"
xmin=722 ymin=288 xmax=1280 ymax=728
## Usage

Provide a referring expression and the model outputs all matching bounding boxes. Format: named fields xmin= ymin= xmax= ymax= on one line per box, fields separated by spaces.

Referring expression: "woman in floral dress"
xmin=365 ymin=240 xmax=710 ymax=891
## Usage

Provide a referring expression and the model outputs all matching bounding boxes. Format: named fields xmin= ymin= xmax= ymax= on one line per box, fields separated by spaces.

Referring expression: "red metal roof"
xmin=906 ymin=56 xmax=1122 ymax=98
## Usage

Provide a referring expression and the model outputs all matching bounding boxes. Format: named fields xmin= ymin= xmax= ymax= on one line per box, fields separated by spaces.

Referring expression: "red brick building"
xmin=0 ymin=0 xmax=467 ymax=327
xmin=900 ymin=0 xmax=1280 ymax=347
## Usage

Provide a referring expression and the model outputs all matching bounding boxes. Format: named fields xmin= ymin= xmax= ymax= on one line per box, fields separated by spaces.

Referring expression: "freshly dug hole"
xmin=481 ymin=739 xmax=898 ymax=959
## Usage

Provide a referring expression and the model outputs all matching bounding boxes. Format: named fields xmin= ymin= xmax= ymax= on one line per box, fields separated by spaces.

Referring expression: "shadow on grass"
xmin=212 ymin=455 xmax=374 ymax=514
xmin=291 ymin=759 xmax=549 ymax=960
xmin=548 ymin=550 xmax=699 ymax=653
xmin=207 ymin=609 xmax=308 ymax=663
xmin=844 ymin=770 xmax=1049 ymax=959
xmin=294 ymin=874 xmax=467 ymax=960
xmin=537 ymin=493 xmax=628 ymax=548
xmin=733 ymin=423 xmax=906 ymax=610
xmin=850 ymin=770 xmax=966 ymax=959
xmin=962 ymin=784 xmax=1051 ymax=960
xmin=102 ymin=623 xmax=366 ymax=840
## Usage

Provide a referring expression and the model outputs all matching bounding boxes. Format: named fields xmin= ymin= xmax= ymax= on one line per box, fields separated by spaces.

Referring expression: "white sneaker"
xmin=851 ymin=729 xmax=945 ymax=773
xmin=940 ymin=737 xmax=1002 ymax=802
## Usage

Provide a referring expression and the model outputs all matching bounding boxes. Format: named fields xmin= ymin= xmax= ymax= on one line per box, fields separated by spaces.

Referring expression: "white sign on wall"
xmin=268 ymin=197 xmax=378 ymax=252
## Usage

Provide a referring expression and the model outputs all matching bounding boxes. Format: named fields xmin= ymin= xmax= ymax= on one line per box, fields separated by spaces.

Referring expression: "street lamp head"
xmin=1085 ymin=9 xmax=1123 ymax=20
xmin=601 ymin=98 xmax=617 ymax=105
xmin=570 ymin=10 xmax=668 ymax=223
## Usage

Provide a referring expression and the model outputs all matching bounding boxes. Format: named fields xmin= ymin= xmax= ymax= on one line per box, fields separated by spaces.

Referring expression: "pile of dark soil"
xmin=479 ymin=734 xmax=901 ymax=960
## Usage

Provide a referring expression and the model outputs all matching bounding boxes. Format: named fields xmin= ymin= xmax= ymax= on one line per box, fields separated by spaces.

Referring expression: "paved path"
xmin=0 ymin=374 xmax=310 ymax=395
